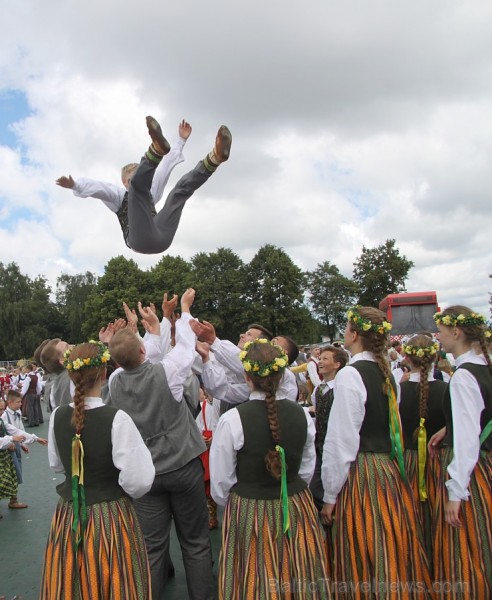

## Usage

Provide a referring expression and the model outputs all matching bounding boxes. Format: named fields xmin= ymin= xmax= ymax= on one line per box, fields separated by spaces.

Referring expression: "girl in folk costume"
xmin=40 ymin=341 xmax=155 ymax=600
xmin=428 ymin=307 xmax=492 ymax=598
xmin=0 ymin=398 xmax=27 ymax=518
xmin=321 ymin=307 xmax=432 ymax=599
xmin=210 ymin=339 xmax=330 ymax=600
xmin=399 ymin=335 xmax=447 ymax=562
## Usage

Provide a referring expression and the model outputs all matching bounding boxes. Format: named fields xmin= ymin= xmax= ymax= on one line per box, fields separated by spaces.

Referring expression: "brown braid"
xmin=403 ymin=334 xmax=434 ymax=439
xmin=66 ymin=343 xmax=106 ymax=433
xmin=243 ymin=341 xmax=285 ymax=480
xmin=353 ymin=307 xmax=393 ymax=393
xmin=442 ymin=305 xmax=492 ymax=376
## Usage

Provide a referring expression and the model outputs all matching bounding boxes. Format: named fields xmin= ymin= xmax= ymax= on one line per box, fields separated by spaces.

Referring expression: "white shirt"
xmin=1 ymin=407 xmax=39 ymax=444
xmin=206 ymin=337 xmax=298 ymax=403
xmin=108 ymin=312 xmax=196 ymax=403
xmin=311 ymin=379 xmax=335 ymax=408
xmin=21 ymin=371 xmax=43 ymax=396
xmin=210 ymin=391 xmax=316 ymax=506
xmin=446 ymin=350 xmax=489 ymax=502
xmin=321 ymin=351 xmax=401 ymax=504
xmin=307 ymin=359 xmax=322 ymax=388
xmin=72 ymin=137 xmax=186 ymax=212
xmin=48 ymin=397 xmax=155 ymax=499
xmin=195 ymin=398 xmax=221 ymax=434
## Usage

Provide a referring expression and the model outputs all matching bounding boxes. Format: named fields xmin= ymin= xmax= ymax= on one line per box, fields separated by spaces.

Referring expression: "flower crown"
xmin=402 ymin=339 xmax=439 ymax=358
xmin=239 ymin=339 xmax=289 ymax=377
xmin=63 ymin=340 xmax=111 ymax=371
xmin=433 ymin=312 xmax=486 ymax=328
xmin=347 ymin=306 xmax=392 ymax=336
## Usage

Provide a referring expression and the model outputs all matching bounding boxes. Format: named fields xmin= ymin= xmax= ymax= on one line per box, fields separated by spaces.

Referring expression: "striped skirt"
xmin=0 ymin=450 xmax=18 ymax=499
xmin=429 ymin=447 xmax=492 ymax=599
xmin=40 ymin=496 xmax=151 ymax=600
xmin=404 ymin=449 xmax=434 ymax=565
xmin=332 ymin=452 xmax=432 ymax=599
xmin=218 ymin=488 xmax=330 ymax=599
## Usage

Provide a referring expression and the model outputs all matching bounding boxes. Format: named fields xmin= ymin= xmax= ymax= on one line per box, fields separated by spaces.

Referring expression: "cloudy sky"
xmin=1 ymin=0 xmax=491 ymax=316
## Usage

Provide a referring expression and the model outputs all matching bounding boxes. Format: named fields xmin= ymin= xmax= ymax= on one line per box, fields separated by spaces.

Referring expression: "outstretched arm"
xmin=61 ymin=175 xmax=125 ymax=213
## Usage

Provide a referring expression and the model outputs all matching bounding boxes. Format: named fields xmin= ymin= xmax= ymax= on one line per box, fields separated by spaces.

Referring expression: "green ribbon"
xmin=275 ymin=445 xmax=291 ymax=538
xmin=386 ymin=378 xmax=407 ymax=482
xmin=479 ymin=418 xmax=492 ymax=459
xmin=71 ymin=433 xmax=87 ymax=549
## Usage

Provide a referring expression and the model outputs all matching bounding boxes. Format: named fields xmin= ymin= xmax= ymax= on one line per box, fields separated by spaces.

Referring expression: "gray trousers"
xmin=133 ymin=457 xmax=214 ymax=600
xmin=128 ymin=157 xmax=212 ymax=254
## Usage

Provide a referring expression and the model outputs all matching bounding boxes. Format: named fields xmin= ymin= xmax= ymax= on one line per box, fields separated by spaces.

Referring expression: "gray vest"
xmin=107 ymin=361 xmax=206 ymax=474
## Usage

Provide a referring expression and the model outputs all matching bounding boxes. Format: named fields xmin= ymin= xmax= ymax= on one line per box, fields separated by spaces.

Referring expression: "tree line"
xmin=0 ymin=239 xmax=413 ymax=360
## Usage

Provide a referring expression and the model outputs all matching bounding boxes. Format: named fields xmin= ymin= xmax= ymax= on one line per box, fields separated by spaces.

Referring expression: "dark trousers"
xmin=128 ymin=158 xmax=212 ymax=254
xmin=25 ymin=393 xmax=42 ymax=426
xmin=309 ymin=450 xmax=325 ymax=512
xmin=134 ymin=457 xmax=214 ymax=600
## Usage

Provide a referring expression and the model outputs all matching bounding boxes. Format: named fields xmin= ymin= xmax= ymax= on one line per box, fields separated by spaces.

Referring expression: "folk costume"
xmin=0 ymin=419 xmax=19 ymax=501
xmin=431 ymin=350 xmax=492 ymax=598
xmin=211 ymin=389 xmax=329 ymax=600
xmin=40 ymin=397 xmax=155 ymax=600
xmin=399 ymin=372 xmax=447 ymax=561
xmin=322 ymin=352 xmax=433 ymax=598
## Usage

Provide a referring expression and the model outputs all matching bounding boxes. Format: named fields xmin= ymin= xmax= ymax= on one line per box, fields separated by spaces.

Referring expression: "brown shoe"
xmin=146 ymin=116 xmax=170 ymax=155
xmin=214 ymin=125 xmax=232 ymax=162
xmin=9 ymin=501 xmax=28 ymax=509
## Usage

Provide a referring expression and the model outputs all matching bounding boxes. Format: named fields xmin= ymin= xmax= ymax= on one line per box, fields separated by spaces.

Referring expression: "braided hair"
xmin=242 ymin=341 xmax=285 ymax=479
xmin=66 ymin=343 xmax=106 ymax=433
xmin=403 ymin=334 xmax=436 ymax=438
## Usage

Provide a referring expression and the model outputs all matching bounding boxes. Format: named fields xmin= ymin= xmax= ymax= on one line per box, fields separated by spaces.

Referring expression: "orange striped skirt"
xmin=332 ymin=452 xmax=432 ymax=599
xmin=218 ymin=488 xmax=330 ymax=599
xmin=429 ymin=447 xmax=492 ymax=599
xmin=40 ymin=496 xmax=151 ymax=600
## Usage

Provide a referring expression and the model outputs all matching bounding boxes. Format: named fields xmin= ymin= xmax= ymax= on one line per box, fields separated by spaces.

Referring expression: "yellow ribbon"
xmin=386 ymin=378 xmax=407 ymax=481
xmin=417 ymin=417 xmax=427 ymax=502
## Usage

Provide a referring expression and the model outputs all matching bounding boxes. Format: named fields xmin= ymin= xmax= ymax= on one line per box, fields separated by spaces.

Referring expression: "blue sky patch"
xmin=0 ymin=89 xmax=31 ymax=148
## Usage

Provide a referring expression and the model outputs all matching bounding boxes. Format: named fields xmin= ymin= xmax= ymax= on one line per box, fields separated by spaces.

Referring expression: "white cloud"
xmin=0 ymin=0 xmax=490 ymax=317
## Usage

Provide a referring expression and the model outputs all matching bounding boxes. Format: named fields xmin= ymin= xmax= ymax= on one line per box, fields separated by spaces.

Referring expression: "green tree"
xmin=353 ymin=239 xmax=414 ymax=307
xmin=306 ymin=261 xmax=358 ymax=341
xmin=244 ymin=245 xmax=314 ymax=340
xmin=0 ymin=262 xmax=60 ymax=360
xmin=191 ymin=248 xmax=248 ymax=340
xmin=148 ymin=255 xmax=193 ymax=304
xmin=56 ymin=272 xmax=98 ymax=343
xmin=82 ymin=256 xmax=149 ymax=338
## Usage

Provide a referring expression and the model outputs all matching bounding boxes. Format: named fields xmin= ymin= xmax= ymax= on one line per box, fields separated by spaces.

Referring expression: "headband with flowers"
xmin=239 ymin=339 xmax=289 ymax=377
xmin=63 ymin=340 xmax=111 ymax=371
xmin=433 ymin=312 xmax=487 ymax=328
xmin=346 ymin=306 xmax=392 ymax=336
xmin=402 ymin=339 xmax=439 ymax=358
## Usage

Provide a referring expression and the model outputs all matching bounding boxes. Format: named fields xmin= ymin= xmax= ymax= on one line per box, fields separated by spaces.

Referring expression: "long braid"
xmin=242 ymin=341 xmax=285 ymax=480
xmin=403 ymin=334 xmax=435 ymax=440
xmin=355 ymin=307 xmax=393 ymax=392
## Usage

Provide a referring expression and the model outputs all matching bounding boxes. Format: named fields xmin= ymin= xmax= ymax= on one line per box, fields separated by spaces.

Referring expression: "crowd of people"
xmin=1 ymin=292 xmax=491 ymax=599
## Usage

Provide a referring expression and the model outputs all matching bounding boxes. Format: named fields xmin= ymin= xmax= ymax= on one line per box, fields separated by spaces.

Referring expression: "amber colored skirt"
xmin=218 ymin=488 xmax=330 ymax=599
xmin=40 ymin=496 xmax=151 ymax=600
xmin=428 ymin=446 xmax=492 ymax=599
xmin=332 ymin=452 xmax=432 ymax=599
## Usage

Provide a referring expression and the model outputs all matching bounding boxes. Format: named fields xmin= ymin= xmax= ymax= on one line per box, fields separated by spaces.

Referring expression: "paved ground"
xmin=0 ymin=402 xmax=222 ymax=600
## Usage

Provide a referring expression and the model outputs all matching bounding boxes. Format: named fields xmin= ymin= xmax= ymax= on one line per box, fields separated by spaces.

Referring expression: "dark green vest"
xmin=233 ymin=400 xmax=308 ymax=500
xmin=399 ymin=380 xmax=447 ymax=450
xmin=53 ymin=404 xmax=126 ymax=505
xmin=443 ymin=363 xmax=492 ymax=451
xmin=314 ymin=385 xmax=334 ymax=455
xmin=350 ymin=361 xmax=395 ymax=453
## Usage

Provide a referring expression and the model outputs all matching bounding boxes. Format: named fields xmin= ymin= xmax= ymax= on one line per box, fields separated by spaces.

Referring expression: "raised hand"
xmin=178 ymin=120 xmax=192 ymax=140
xmin=99 ymin=322 xmax=115 ymax=344
xmin=138 ymin=302 xmax=160 ymax=335
xmin=181 ymin=288 xmax=195 ymax=313
xmin=190 ymin=320 xmax=216 ymax=345
xmin=162 ymin=292 xmax=179 ymax=320
xmin=122 ymin=302 xmax=139 ymax=334
xmin=56 ymin=175 xmax=75 ymax=189
xmin=195 ymin=340 xmax=211 ymax=362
